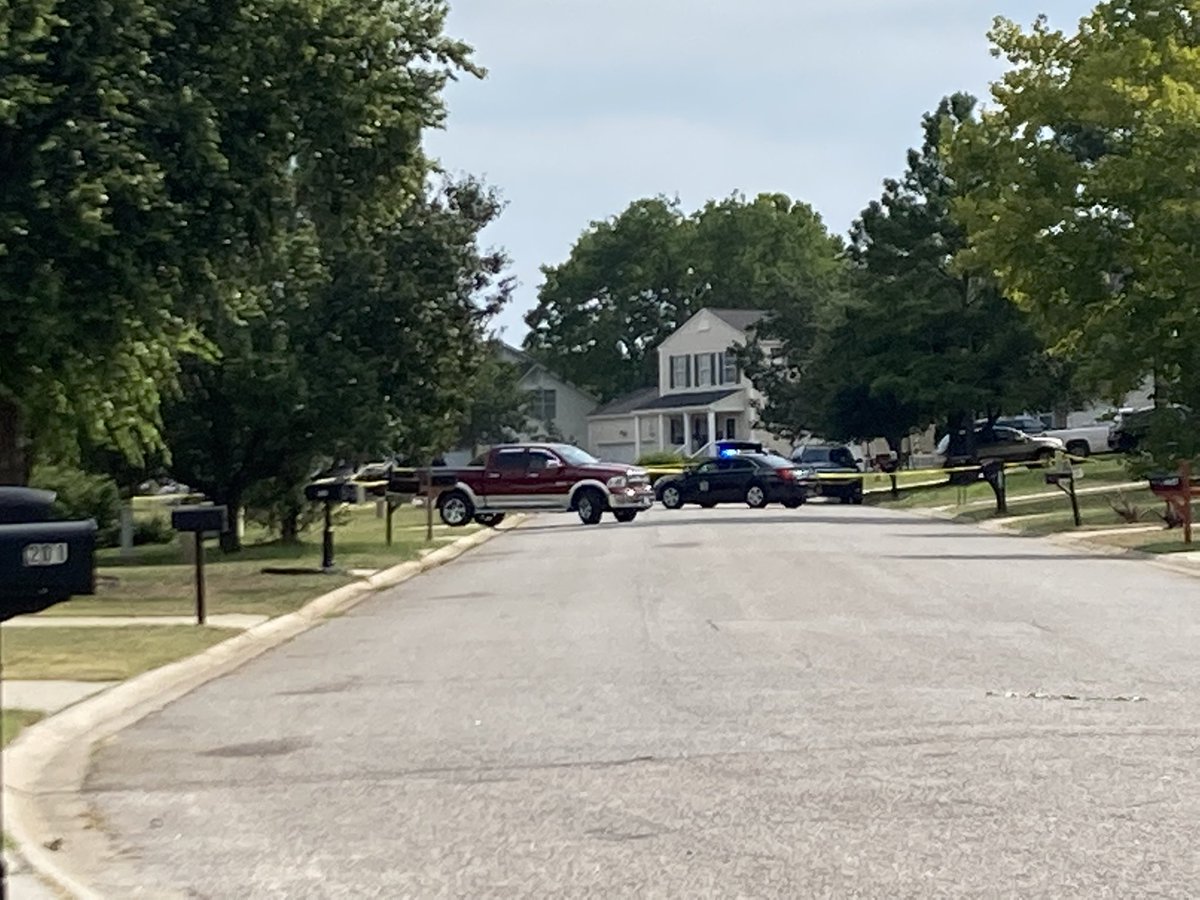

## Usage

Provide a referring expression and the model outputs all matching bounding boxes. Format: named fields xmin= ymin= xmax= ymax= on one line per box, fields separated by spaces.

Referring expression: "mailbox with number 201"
xmin=0 ymin=487 xmax=97 ymax=618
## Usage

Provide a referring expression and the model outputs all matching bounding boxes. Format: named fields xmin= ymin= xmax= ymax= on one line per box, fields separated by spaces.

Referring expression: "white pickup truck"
xmin=989 ymin=416 xmax=1110 ymax=458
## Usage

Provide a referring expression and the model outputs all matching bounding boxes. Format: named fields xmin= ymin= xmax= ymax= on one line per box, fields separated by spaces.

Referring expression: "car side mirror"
xmin=545 ymin=458 xmax=562 ymax=468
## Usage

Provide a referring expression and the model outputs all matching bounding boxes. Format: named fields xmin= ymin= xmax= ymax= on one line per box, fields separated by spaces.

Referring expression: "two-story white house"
xmin=586 ymin=308 xmax=788 ymax=463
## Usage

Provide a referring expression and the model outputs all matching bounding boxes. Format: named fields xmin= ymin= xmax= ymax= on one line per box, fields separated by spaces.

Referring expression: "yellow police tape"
xmin=375 ymin=453 xmax=1092 ymax=489
xmin=640 ymin=454 xmax=1092 ymax=482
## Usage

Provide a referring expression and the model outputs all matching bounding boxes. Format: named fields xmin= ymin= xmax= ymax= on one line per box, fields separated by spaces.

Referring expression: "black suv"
xmin=791 ymin=444 xmax=863 ymax=504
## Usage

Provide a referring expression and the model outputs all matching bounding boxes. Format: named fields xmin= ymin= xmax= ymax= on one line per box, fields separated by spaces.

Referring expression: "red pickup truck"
xmin=411 ymin=443 xmax=655 ymax=527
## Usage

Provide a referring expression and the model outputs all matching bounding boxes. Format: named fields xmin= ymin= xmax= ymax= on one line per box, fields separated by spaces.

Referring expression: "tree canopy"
xmin=748 ymin=95 xmax=1060 ymax=452
xmin=0 ymin=0 xmax=475 ymax=483
xmin=523 ymin=193 xmax=845 ymax=402
xmin=948 ymin=2 xmax=1200 ymax=411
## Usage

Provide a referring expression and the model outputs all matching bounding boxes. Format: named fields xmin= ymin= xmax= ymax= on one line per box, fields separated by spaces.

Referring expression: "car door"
xmin=689 ymin=460 xmax=723 ymax=503
xmin=483 ymin=448 xmax=530 ymax=508
xmin=715 ymin=457 xmax=757 ymax=501
xmin=987 ymin=426 xmax=1030 ymax=461
xmin=524 ymin=448 xmax=572 ymax=508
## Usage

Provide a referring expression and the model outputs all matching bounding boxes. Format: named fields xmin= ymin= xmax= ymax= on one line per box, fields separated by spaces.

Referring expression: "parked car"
xmin=791 ymin=444 xmax=864 ymax=504
xmin=983 ymin=416 xmax=1107 ymax=457
xmin=937 ymin=425 xmax=1064 ymax=467
xmin=1043 ymin=424 xmax=1110 ymax=457
xmin=655 ymin=453 xmax=815 ymax=510
xmin=991 ymin=415 xmax=1048 ymax=435
xmin=394 ymin=443 xmax=654 ymax=526
xmin=1107 ymin=405 xmax=1189 ymax=453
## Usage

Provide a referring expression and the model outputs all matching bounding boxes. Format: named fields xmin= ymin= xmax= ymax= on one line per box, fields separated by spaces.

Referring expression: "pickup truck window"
xmin=494 ymin=449 xmax=529 ymax=472
xmin=528 ymin=450 xmax=559 ymax=472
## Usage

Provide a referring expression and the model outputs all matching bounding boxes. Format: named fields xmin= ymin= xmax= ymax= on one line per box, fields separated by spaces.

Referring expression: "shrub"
xmin=133 ymin=516 xmax=175 ymax=546
xmin=29 ymin=464 xmax=122 ymax=533
xmin=637 ymin=450 xmax=686 ymax=467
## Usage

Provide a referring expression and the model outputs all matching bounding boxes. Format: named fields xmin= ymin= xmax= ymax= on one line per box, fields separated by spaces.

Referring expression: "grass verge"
xmin=870 ymin=456 xmax=1134 ymax=510
xmin=2 ymin=709 xmax=45 ymax=748
xmin=1 ymin=626 xmax=237 ymax=681
xmin=38 ymin=504 xmax=476 ymax=619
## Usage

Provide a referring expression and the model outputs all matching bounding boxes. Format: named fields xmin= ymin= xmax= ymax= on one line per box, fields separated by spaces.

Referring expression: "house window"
xmin=669 ymin=415 xmax=685 ymax=446
xmin=724 ymin=417 xmax=737 ymax=440
xmin=670 ymin=355 xmax=690 ymax=389
xmin=529 ymin=388 xmax=556 ymax=423
xmin=720 ymin=352 xmax=739 ymax=385
xmin=694 ymin=353 xmax=717 ymax=388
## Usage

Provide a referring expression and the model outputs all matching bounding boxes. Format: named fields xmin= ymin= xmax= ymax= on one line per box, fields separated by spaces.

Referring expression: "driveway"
xmin=85 ymin=506 xmax=1200 ymax=897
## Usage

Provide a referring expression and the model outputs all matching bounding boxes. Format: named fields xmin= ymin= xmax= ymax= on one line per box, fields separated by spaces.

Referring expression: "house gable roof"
xmin=589 ymin=386 xmax=660 ymax=418
xmin=705 ymin=308 xmax=767 ymax=334
xmin=497 ymin=340 xmax=598 ymax=403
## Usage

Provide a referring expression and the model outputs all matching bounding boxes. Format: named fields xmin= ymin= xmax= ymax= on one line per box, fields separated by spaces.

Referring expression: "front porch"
xmin=631 ymin=393 xmax=750 ymax=457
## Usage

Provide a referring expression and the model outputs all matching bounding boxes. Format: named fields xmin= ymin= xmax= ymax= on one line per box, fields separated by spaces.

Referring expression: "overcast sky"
xmin=424 ymin=0 xmax=1096 ymax=341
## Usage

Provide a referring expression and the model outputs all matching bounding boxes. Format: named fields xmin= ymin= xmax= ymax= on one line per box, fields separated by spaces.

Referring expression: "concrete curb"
xmin=2 ymin=516 xmax=523 ymax=899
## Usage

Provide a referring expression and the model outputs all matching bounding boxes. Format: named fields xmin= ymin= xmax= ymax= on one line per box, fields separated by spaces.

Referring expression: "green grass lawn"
xmin=1 ymin=626 xmax=237 ymax=681
xmin=1 ymin=709 xmax=45 ymax=747
xmin=41 ymin=503 xmax=478 ymax=619
xmin=870 ymin=456 xmax=1134 ymax=510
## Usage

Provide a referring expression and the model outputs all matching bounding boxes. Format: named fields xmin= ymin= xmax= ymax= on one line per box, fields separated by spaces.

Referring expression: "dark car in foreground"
xmin=655 ymin=453 xmax=814 ymax=510
xmin=791 ymin=444 xmax=864 ymax=504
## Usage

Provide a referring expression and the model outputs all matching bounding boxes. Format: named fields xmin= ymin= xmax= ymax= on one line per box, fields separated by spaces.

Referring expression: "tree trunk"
xmin=280 ymin=507 xmax=302 ymax=544
xmin=219 ymin=496 xmax=243 ymax=553
xmin=0 ymin=397 xmax=30 ymax=485
xmin=884 ymin=434 xmax=905 ymax=499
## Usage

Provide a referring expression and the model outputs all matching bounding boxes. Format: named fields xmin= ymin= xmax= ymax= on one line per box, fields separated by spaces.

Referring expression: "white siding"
xmin=587 ymin=415 xmax=639 ymax=462
xmin=519 ymin=368 xmax=597 ymax=446
xmin=657 ymin=310 xmax=751 ymax=396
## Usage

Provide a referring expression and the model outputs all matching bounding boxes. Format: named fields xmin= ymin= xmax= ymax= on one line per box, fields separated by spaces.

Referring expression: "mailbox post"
xmin=170 ymin=505 xmax=228 ymax=625
xmin=1045 ymin=457 xmax=1082 ymax=528
xmin=1148 ymin=461 xmax=1196 ymax=545
xmin=303 ymin=480 xmax=363 ymax=571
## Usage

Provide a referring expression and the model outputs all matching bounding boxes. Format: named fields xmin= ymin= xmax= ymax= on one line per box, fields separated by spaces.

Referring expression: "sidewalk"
xmin=4 ymin=680 xmax=116 ymax=714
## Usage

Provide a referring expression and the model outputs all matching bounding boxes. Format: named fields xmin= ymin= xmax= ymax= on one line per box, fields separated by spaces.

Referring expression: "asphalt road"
xmin=86 ymin=505 xmax=1200 ymax=898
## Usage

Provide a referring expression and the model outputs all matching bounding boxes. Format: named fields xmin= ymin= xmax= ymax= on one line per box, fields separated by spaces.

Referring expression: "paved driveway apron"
xmin=88 ymin=507 xmax=1200 ymax=898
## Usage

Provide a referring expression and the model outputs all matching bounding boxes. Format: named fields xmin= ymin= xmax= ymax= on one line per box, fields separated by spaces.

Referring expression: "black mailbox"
xmin=0 ymin=486 xmax=57 ymax=524
xmin=171 ymin=505 xmax=228 ymax=534
xmin=304 ymin=480 xmax=363 ymax=504
xmin=0 ymin=519 xmax=97 ymax=604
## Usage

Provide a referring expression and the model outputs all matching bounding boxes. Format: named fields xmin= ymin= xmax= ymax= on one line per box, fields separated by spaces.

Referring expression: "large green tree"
xmin=749 ymin=95 xmax=1060 ymax=454
xmin=524 ymin=193 xmax=844 ymax=402
xmin=163 ymin=178 xmax=511 ymax=549
xmin=0 ymin=0 xmax=474 ymax=484
xmin=949 ymin=2 xmax=1200 ymax=462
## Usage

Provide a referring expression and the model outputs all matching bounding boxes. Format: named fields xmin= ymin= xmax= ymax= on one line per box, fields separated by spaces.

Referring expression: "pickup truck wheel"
xmin=575 ymin=488 xmax=605 ymax=525
xmin=474 ymin=513 xmax=505 ymax=528
xmin=1066 ymin=440 xmax=1090 ymax=458
xmin=613 ymin=510 xmax=638 ymax=523
xmin=438 ymin=491 xmax=474 ymax=527
xmin=660 ymin=484 xmax=684 ymax=510
xmin=745 ymin=482 xmax=768 ymax=509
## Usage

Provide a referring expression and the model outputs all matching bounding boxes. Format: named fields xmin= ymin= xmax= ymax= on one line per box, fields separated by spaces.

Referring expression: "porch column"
xmin=707 ymin=410 xmax=717 ymax=447
xmin=633 ymin=414 xmax=641 ymax=461
xmin=657 ymin=414 xmax=666 ymax=451
xmin=682 ymin=411 xmax=691 ymax=452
